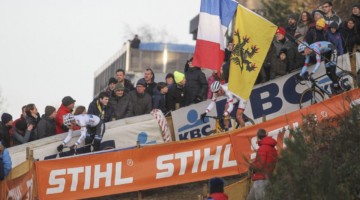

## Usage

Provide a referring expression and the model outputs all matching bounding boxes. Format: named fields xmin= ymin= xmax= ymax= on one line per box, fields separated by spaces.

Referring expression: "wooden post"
xmin=136 ymin=141 xmax=142 ymax=199
xmin=262 ymin=115 xmax=266 ymax=123
xmin=26 ymin=147 xmax=30 ymax=160
xmin=202 ymin=183 xmax=208 ymax=199
xmin=350 ymin=45 xmax=358 ymax=88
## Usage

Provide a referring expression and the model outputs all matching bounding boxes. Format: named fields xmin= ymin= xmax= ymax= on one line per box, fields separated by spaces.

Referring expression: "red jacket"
xmin=251 ymin=136 xmax=277 ymax=181
xmin=55 ymin=104 xmax=73 ymax=134
xmin=209 ymin=193 xmax=228 ymax=200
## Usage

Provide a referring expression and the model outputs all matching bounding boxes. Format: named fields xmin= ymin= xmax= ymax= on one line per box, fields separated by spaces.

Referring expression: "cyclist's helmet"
xmin=298 ymin=42 xmax=309 ymax=53
xmin=63 ymin=113 xmax=75 ymax=126
xmin=210 ymin=81 xmax=221 ymax=93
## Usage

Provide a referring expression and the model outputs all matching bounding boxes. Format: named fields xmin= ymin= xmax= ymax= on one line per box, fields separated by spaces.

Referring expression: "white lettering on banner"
xmin=46 ymin=162 xmax=134 ymax=194
xmin=156 ymin=144 xmax=236 ymax=179
xmin=7 ymin=177 xmax=33 ymax=200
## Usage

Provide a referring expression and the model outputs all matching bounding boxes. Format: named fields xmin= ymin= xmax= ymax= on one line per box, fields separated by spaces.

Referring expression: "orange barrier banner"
xmin=5 ymin=166 xmax=35 ymax=199
xmin=230 ymin=88 xmax=360 ymax=173
xmin=35 ymin=135 xmax=239 ymax=200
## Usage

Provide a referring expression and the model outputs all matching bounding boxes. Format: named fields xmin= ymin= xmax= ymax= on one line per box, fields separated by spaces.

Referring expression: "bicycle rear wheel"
xmin=299 ymin=88 xmax=325 ymax=109
xmin=337 ymin=70 xmax=356 ymax=91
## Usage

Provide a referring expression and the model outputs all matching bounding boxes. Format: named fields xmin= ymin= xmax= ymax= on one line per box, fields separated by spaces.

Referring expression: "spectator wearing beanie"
xmin=104 ymin=77 xmax=118 ymax=98
xmin=109 ymin=83 xmax=133 ymax=120
xmin=272 ymin=27 xmax=298 ymax=72
xmin=351 ymin=4 xmax=360 ymax=33
xmin=326 ymin=22 xmax=344 ymax=55
xmin=37 ymin=106 xmax=57 ymax=139
xmin=270 ymin=48 xmax=288 ymax=80
xmin=129 ymin=79 xmax=152 ymax=116
xmin=0 ymin=113 xmax=13 ymax=147
xmin=305 ymin=18 xmax=327 ymax=44
xmin=55 ymin=96 xmax=77 ymax=134
xmin=166 ymin=71 xmax=186 ymax=111
xmin=13 ymin=120 xmax=32 ymax=145
xmin=208 ymin=177 xmax=228 ymax=200
xmin=285 ymin=13 xmax=298 ymax=43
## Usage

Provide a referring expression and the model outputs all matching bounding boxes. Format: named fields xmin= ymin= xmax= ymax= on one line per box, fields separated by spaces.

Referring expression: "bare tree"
xmin=122 ymin=24 xmax=178 ymax=44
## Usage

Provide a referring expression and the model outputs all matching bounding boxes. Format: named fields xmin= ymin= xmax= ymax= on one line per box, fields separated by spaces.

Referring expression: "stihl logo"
xmin=156 ymin=144 xmax=236 ymax=179
xmin=46 ymin=162 xmax=133 ymax=194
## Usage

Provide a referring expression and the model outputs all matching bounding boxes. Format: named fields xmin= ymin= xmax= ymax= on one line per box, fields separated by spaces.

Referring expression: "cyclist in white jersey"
xmin=57 ymin=113 xmax=105 ymax=153
xmin=201 ymin=81 xmax=247 ymax=130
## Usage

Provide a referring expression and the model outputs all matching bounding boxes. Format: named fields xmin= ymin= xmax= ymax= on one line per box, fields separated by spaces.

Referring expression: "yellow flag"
xmin=229 ymin=5 xmax=277 ymax=100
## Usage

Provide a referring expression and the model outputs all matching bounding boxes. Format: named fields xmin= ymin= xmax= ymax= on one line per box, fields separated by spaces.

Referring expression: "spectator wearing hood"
xmin=37 ymin=106 xmax=57 ymax=139
xmin=129 ymin=79 xmax=152 ymax=116
xmin=339 ymin=17 xmax=360 ymax=53
xmin=88 ymin=92 xmax=114 ymax=123
xmin=0 ymin=113 xmax=13 ymax=148
xmin=270 ymin=49 xmax=288 ymax=80
xmin=326 ymin=22 xmax=344 ymax=55
xmin=152 ymin=82 xmax=168 ymax=115
xmin=184 ymin=57 xmax=208 ymax=106
xmin=13 ymin=120 xmax=32 ymax=145
xmin=55 ymin=96 xmax=77 ymax=134
xmin=166 ymin=71 xmax=186 ymax=111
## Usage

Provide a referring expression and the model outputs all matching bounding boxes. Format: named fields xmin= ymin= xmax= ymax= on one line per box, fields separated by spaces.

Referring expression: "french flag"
xmin=193 ymin=0 xmax=238 ymax=71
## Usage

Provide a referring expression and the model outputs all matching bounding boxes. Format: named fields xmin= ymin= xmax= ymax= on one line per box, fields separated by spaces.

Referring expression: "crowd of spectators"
xmin=0 ymin=1 xmax=359 ymax=180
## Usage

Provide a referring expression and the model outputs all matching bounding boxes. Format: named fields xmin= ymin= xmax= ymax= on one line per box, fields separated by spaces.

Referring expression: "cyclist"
xmin=57 ymin=113 xmax=105 ymax=153
xmin=200 ymin=81 xmax=247 ymax=131
xmin=297 ymin=41 xmax=343 ymax=94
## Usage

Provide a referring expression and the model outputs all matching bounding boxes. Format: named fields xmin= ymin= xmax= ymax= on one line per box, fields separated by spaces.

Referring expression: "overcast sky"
xmin=0 ymin=0 xmax=200 ymax=117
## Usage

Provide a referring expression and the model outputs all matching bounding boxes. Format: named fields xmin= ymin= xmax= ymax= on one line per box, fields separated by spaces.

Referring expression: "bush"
xmin=266 ymin=106 xmax=360 ymax=200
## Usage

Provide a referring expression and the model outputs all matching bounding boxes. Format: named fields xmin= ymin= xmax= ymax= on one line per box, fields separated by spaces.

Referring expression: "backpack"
xmin=0 ymin=144 xmax=5 ymax=180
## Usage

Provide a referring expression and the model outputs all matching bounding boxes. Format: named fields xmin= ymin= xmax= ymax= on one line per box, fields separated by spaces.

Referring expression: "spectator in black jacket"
xmin=0 ymin=113 xmax=13 ymax=148
xmin=152 ymin=82 xmax=168 ymax=114
xmin=116 ymin=69 xmax=135 ymax=93
xmin=109 ymin=83 xmax=133 ymax=120
xmin=129 ymin=79 xmax=152 ymax=116
xmin=25 ymin=103 xmax=40 ymax=141
xmin=340 ymin=18 xmax=360 ymax=53
xmin=138 ymin=68 xmax=157 ymax=97
xmin=184 ymin=57 xmax=208 ymax=106
xmin=104 ymin=77 xmax=117 ymax=98
xmin=166 ymin=71 xmax=186 ymax=111
xmin=37 ymin=106 xmax=57 ymax=139
xmin=88 ymin=92 xmax=114 ymax=123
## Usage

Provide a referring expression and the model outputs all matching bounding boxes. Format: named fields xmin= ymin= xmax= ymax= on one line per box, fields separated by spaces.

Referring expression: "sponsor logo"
xmin=177 ymin=109 xmax=212 ymax=140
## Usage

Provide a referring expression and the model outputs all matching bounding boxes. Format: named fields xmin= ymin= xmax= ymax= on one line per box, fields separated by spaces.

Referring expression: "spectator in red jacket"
xmin=55 ymin=96 xmax=76 ymax=134
xmin=247 ymin=129 xmax=277 ymax=200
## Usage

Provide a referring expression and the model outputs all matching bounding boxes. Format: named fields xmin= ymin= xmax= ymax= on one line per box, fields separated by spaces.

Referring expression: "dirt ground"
xmin=85 ymin=174 xmax=245 ymax=200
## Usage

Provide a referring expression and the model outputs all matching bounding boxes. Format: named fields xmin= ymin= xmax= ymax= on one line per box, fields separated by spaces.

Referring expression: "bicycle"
xmin=297 ymin=70 xmax=355 ymax=109
xmin=203 ymin=114 xmax=255 ymax=134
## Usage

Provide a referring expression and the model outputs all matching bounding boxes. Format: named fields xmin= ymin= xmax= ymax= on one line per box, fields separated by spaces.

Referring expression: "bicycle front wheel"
xmin=299 ymin=88 xmax=325 ymax=109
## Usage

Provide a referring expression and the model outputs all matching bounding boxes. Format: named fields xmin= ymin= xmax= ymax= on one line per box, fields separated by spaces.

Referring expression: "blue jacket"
xmin=326 ymin=30 xmax=344 ymax=55
xmin=0 ymin=141 xmax=12 ymax=178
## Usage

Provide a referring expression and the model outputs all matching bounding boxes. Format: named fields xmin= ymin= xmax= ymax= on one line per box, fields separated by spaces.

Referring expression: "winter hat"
xmin=136 ymin=79 xmax=146 ymax=87
xmin=174 ymin=71 xmax=185 ymax=83
xmin=279 ymin=48 xmax=287 ymax=56
xmin=288 ymin=13 xmax=298 ymax=21
xmin=316 ymin=18 xmax=326 ymax=28
xmin=352 ymin=4 xmax=360 ymax=9
xmin=209 ymin=177 xmax=225 ymax=194
xmin=312 ymin=10 xmax=324 ymax=19
xmin=108 ymin=77 xmax=118 ymax=85
xmin=276 ymin=27 xmax=286 ymax=36
xmin=45 ymin=106 xmax=56 ymax=117
xmin=114 ymin=83 xmax=125 ymax=91
xmin=329 ymin=22 xmax=339 ymax=29
xmin=62 ymin=96 xmax=76 ymax=106
xmin=1 ymin=113 xmax=13 ymax=125
xmin=15 ymin=120 xmax=27 ymax=132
